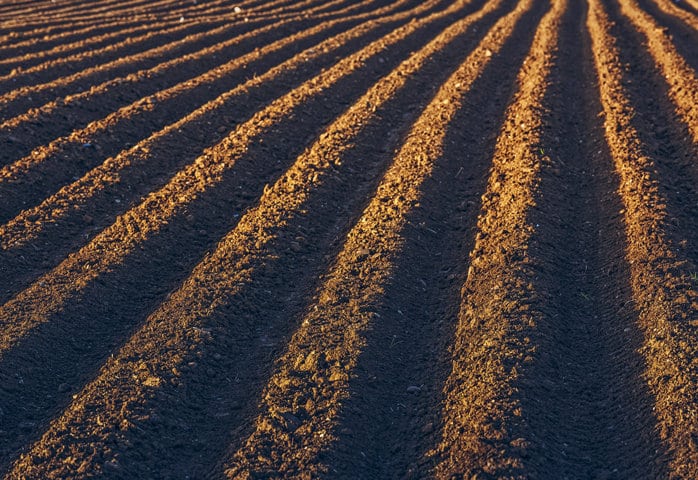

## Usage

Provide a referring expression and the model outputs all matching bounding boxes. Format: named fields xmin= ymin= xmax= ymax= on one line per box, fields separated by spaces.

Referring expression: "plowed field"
xmin=1 ymin=0 xmax=697 ymax=478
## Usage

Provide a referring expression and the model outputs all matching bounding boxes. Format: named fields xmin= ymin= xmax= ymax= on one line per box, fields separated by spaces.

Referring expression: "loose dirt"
xmin=1 ymin=0 xmax=696 ymax=478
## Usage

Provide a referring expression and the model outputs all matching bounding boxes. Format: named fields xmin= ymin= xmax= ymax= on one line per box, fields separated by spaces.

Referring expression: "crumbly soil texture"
xmin=0 ymin=0 xmax=696 ymax=478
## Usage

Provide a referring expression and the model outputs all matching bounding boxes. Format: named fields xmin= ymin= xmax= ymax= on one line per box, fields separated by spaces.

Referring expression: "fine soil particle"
xmin=0 ymin=0 xmax=696 ymax=478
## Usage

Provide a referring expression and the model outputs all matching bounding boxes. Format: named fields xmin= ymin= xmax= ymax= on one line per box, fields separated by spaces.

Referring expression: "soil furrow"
xmin=0 ymin=0 xmax=417 ymax=225
xmin=319 ymin=2 xmax=550 ymax=478
xmin=0 ymin=8 xmax=443 ymax=472
xmin=0 ymin=0 xmax=218 ymax=35
xmin=0 ymin=0 xmax=41 ymax=15
xmin=0 ymin=1 xmax=35 ymax=15
xmin=0 ymin=1 xmax=479 ymax=463
xmin=587 ymin=0 xmax=698 ymax=477
xmin=0 ymin=0 xmax=158 ymax=22
xmin=0 ymin=0 xmax=461 ymax=349
xmin=0 ymin=0 xmax=391 ymax=160
xmin=0 ymin=0 xmax=349 ymax=71
xmin=0 ymin=17 xmax=172 ymax=55
xmin=502 ymin=0 xmax=666 ymax=476
xmin=1 ymin=2 xmax=492 ymax=477
xmin=1 ymin=0 xmax=180 ymax=20
xmin=0 ymin=0 xmax=300 ymax=53
xmin=0 ymin=14 xmax=296 ymax=102
xmin=0 ymin=13 xmax=286 ymax=161
xmin=0 ymin=0 xmax=247 ymax=47
xmin=0 ymin=0 xmax=243 ymax=31
xmin=0 ymin=0 xmax=188 ymax=30
xmin=2 ymin=0 xmax=696 ymax=476
xmin=432 ymin=0 xmax=571 ymax=477
xmin=0 ymin=18 xmax=197 ymax=75
xmin=0 ymin=0 xmax=439 ymax=303
xmin=672 ymin=0 xmax=698 ymax=15
xmin=0 ymin=0 xmax=196 ymax=19
xmin=0 ymin=15 xmax=163 ymax=44
xmin=227 ymin=0 xmax=543 ymax=477
xmin=616 ymin=0 xmax=698 ymax=141
xmin=0 ymin=0 xmax=319 ymax=35
xmin=603 ymin=0 xmax=698 ymax=309
xmin=0 ymin=20 xmax=240 ymax=94
xmin=0 ymin=0 xmax=341 ymax=56
xmin=0 ymin=19 xmax=270 ymax=116
xmin=649 ymin=0 xmax=698 ymax=31
xmin=0 ymin=2 xmax=131 ymax=23
xmin=85 ymin=0 xmax=244 ymax=18
xmin=0 ymin=15 xmax=233 ymax=77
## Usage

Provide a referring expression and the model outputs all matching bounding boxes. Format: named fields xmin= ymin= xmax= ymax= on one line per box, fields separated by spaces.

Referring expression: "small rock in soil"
xmin=277 ymin=411 xmax=302 ymax=432
xmin=406 ymin=385 xmax=422 ymax=394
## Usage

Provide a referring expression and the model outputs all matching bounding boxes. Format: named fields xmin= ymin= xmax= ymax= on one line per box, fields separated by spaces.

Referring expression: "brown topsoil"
xmin=0 ymin=0 xmax=696 ymax=478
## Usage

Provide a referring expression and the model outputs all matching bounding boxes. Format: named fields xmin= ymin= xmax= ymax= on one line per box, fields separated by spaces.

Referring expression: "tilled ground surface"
xmin=0 ymin=0 xmax=697 ymax=478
